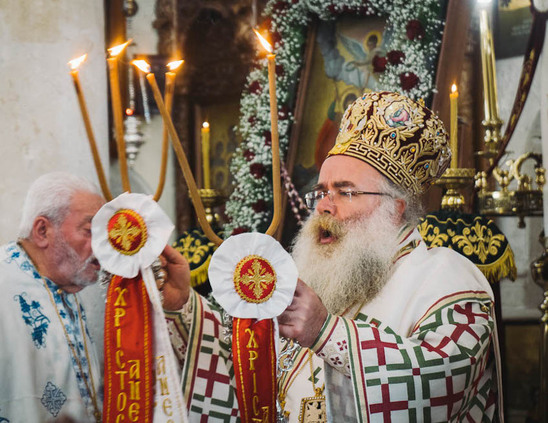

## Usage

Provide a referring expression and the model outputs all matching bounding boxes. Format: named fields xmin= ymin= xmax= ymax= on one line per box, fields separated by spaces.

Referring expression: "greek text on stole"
xmin=156 ymin=354 xmax=175 ymax=421
xmin=245 ymin=327 xmax=270 ymax=423
xmin=114 ymin=286 xmax=143 ymax=422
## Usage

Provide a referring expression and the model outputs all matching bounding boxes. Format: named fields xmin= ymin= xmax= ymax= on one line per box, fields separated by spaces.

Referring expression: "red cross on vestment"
xmin=360 ymin=327 xmax=399 ymax=366
xmin=369 ymin=383 xmax=408 ymax=422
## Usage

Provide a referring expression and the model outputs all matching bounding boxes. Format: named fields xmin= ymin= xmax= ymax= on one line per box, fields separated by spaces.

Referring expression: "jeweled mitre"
xmin=328 ymin=91 xmax=451 ymax=195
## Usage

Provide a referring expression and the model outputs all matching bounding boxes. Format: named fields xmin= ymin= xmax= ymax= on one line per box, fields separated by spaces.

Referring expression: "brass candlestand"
xmin=476 ymin=153 xmax=545 ymax=228
xmin=474 ymin=1 xmax=545 ymax=226
xmin=477 ymin=2 xmax=503 ymax=167
xmin=476 ymin=116 xmax=503 ymax=165
xmin=435 ymin=168 xmax=476 ymax=212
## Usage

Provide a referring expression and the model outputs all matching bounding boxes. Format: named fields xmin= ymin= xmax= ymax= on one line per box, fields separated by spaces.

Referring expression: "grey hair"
xmin=377 ymin=176 xmax=424 ymax=228
xmin=18 ymin=172 xmax=101 ymax=239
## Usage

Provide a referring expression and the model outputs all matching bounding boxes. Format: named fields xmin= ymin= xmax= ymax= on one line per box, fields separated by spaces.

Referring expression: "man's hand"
xmin=158 ymin=245 xmax=191 ymax=311
xmin=277 ymin=279 xmax=328 ymax=348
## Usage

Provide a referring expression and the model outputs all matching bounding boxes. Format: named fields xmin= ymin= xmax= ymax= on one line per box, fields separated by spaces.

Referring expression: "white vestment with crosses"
xmin=166 ymin=228 xmax=500 ymax=422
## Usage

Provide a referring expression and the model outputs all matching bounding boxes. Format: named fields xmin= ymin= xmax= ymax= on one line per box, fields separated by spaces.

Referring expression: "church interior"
xmin=1 ymin=0 xmax=547 ymax=420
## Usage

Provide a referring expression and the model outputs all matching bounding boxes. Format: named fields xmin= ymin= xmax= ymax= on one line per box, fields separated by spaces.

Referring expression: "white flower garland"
xmin=224 ymin=0 xmax=444 ymax=234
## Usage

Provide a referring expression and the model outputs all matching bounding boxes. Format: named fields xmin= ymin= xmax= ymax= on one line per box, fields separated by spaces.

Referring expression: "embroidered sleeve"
xmin=166 ymin=290 xmax=238 ymax=420
xmin=165 ymin=290 xmax=233 ymax=369
xmin=165 ymin=290 xmax=195 ymax=364
xmin=311 ymin=294 xmax=497 ymax=422
xmin=310 ymin=314 xmax=351 ymax=376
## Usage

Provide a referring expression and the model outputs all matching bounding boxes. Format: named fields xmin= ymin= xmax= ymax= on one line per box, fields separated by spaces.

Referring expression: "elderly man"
xmin=162 ymin=92 xmax=501 ymax=422
xmin=0 ymin=172 xmax=104 ymax=423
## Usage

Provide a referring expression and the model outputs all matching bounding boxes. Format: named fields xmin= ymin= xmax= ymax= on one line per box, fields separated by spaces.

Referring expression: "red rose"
xmin=252 ymin=199 xmax=267 ymax=213
xmin=231 ymin=227 xmax=249 ymax=236
xmin=372 ymin=55 xmax=387 ymax=73
xmin=406 ymin=20 xmax=425 ymax=41
xmin=250 ymin=163 xmax=266 ymax=178
xmin=272 ymin=1 xmax=288 ymax=12
xmin=400 ymin=72 xmax=420 ymax=91
xmin=243 ymin=149 xmax=255 ymax=161
xmin=264 ymin=131 xmax=272 ymax=147
xmin=275 ymin=64 xmax=285 ymax=77
xmin=248 ymin=80 xmax=261 ymax=94
xmin=387 ymin=50 xmax=405 ymax=65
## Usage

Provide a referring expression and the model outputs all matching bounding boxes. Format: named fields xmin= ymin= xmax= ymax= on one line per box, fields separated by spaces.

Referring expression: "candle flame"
xmin=202 ymin=121 xmax=210 ymax=129
xmin=132 ymin=59 xmax=151 ymax=74
xmin=68 ymin=54 xmax=87 ymax=70
xmin=126 ymin=108 xmax=134 ymax=116
xmin=167 ymin=60 xmax=184 ymax=71
xmin=253 ymin=29 xmax=273 ymax=54
xmin=108 ymin=40 xmax=131 ymax=57
xmin=451 ymin=83 xmax=457 ymax=93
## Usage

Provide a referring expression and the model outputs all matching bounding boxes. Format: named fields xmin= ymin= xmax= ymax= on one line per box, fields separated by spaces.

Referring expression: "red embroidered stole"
xmin=232 ymin=318 xmax=277 ymax=423
xmin=103 ymin=275 xmax=153 ymax=422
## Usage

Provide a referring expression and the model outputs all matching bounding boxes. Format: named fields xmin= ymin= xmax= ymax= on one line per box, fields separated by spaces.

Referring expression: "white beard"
xmin=52 ymin=233 xmax=99 ymax=288
xmin=292 ymin=203 xmax=402 ymax=315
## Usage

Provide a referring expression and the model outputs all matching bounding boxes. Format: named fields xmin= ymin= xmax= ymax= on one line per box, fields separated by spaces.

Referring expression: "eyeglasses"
xmin=304 ymin=189 xmax=392 ymax=210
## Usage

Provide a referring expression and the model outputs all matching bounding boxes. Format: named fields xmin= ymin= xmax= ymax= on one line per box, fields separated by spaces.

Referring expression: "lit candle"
xmin=164 ymin=60 xmax=184 ymax=117
xmin=132 ymin=59 xmax=223 ymax=246
xmin=450 ymin=83 xmax=459 ymax=169
xmin=253 ymin=29 xmax=281 ymax=236
xmin=201 ymin=122 xmax=211 ymax=189
xmin=107 ymin=40 xmax=131 ymax=192
xmin=154 ymin=59 xmax=184 ymax=201
xmin=68 ymin=54 xmax=113 ymax=200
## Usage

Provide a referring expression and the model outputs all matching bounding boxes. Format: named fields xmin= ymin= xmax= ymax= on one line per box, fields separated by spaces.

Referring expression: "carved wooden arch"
xmin=153 ymin=0 xmax=266 ymax=231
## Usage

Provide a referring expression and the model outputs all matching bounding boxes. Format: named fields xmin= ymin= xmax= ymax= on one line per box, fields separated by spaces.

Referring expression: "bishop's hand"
xmin=277 ymin=279 xmax=328 ymax=348
xmin=157 ymin=244 xmax=190 ymax=311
